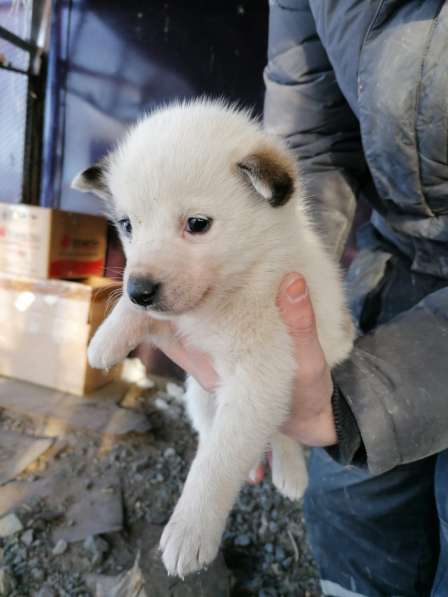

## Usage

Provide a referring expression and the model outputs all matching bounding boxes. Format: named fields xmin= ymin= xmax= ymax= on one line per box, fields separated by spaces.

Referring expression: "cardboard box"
xmin=0 ymin=203 xmax=107 ymax=279
xmin=0 ymin=274 xmax=122 ymax=395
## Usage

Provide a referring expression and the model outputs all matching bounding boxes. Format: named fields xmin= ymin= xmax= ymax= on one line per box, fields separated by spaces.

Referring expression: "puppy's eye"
xmin=186 ymin=217 xmax=212 ymax=235
xmin=118 ymin=217 xmax=132 ymax=237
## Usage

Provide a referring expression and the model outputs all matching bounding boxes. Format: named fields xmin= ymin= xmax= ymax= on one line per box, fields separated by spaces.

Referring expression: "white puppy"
xmin=72 ymin=99 xmax=354 ymax=578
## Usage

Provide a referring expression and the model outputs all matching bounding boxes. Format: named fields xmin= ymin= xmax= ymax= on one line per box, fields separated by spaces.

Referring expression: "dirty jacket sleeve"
xmin=263 ymin=0 xmax=369 ymax=259
xmin=264 ymin=1 xmax=448 ymax=475
xmin=332 ymin=287 xmax=448 ymax=475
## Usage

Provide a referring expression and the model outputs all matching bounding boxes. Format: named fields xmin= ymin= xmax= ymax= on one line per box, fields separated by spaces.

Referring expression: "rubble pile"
xmin=0 ymin=374 xmax=320 ymax=596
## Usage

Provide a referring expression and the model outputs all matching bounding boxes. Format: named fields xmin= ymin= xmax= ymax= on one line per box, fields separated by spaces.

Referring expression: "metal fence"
xmin=0 ymin=0 xmax=49 ymax=204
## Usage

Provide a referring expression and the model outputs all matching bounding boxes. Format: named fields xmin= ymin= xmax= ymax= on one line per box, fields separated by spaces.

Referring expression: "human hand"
xmin=276 ymin=273 xmax=336 ymax=447
xmin=159 ymin=273 xmax=337 ymax=448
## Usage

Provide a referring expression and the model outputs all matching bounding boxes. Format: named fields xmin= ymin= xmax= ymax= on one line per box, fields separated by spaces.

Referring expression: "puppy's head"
xmin=72 ymin=100 xmax=299 ymax=318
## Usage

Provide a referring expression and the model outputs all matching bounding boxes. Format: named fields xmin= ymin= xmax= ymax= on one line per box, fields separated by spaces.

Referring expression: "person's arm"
xmin=331 ymin=286 xmax=448 ymax=474
xmin=277 ymin=277 xmax=448 ymax=475
xmin=264 ymin=0 xmax=368 ymax=258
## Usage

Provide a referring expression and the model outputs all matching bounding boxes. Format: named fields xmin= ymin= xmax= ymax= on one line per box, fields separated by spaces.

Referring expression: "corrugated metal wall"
xmin=41 ymin=0 xmax=268 ymax=214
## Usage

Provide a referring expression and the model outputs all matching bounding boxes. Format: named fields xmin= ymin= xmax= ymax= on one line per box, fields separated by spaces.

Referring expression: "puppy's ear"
xmin=71 ymin=159 xmax=110 ymax=200
xmin=236 ymin=147 xmax=295 ymax=207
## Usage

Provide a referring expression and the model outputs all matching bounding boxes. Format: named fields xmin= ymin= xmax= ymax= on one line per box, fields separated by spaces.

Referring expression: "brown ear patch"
xmin=82 ymin=164 xmax=105 ymax=185
xmin=237 ymin=147 xmax=295 ymax=207
xmin=71 ymin=157 xmax=110 ymax=200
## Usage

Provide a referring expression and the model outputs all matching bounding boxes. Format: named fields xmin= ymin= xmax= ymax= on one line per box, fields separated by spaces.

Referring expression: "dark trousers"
xmin=304 ymin=449 xmax=448 ymax=596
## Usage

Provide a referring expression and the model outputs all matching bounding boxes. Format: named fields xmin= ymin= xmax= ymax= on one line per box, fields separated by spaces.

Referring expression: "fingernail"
xmin=286 ymin=275 xmax=307 ymax=303
xmin=248 ymin=469 xmax=257 ymax=484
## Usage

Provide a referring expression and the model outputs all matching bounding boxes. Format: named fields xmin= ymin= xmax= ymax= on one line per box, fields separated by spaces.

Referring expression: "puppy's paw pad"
xmin=87 ymin=342 xmax=105 ymax=369
xmin=87 ymin=341 xmax=116 ymax=370
xmin=87 ymin=333 xmax=129 ymax=370
xmin=160 ymin=510 xmax=220 ymax=577
xmin=272 ymin=461 xmax=307 ymax=501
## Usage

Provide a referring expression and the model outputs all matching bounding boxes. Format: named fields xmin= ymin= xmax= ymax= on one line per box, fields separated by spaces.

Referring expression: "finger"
xmin=158 ymin=335 xmax=218 ymax=392
xmin=248 ymin=462 xmax=265 ymax=484
xmin=277 ymin=273 xmax=327 ymax=381
xmin=156 ymin=334 xmax=193 ymax=374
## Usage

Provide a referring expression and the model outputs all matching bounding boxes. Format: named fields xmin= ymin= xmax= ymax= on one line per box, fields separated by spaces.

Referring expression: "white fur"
xmin=76 ymin=99 xmax=354 ymax=578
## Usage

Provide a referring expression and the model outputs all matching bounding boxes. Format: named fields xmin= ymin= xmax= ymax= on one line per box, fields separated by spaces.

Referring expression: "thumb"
xmin=277 ymin=274 xmax=327 ymax=375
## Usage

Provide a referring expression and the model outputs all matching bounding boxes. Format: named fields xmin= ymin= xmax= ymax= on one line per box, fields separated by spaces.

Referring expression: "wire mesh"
xmin=0 ymin=1 xmax=32 ymax=69
xmin=0 ymin=1 xmax=34 ymax=203
xmin=0 ymin=68 xmax=27 ymax=202
xmin=1 ymin=1 xmax=32 ymax=38
xmin=0 ymin=35 xmax=29 ymax=70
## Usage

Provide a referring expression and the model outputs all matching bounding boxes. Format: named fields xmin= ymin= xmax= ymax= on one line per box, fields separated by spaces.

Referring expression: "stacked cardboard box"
xmin=0 ymin=203 xmax=107 ymax=278
xmin=0 ymin=202 xmax=121 ymax=395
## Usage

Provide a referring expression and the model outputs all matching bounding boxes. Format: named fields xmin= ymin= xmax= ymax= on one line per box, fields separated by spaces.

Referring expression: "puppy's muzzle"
xmin=127 ymin=276 xmax=161 ymax=308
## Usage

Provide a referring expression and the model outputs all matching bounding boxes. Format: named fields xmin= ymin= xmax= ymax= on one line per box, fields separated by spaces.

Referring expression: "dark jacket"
xmin=264 ymin=0 xmax=448 ymax=474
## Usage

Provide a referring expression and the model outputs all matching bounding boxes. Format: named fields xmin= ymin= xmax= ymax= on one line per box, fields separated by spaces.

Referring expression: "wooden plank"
xmin=0 ymin=378 xmax=150 ymax=436
xmin=0 ymin=473 xmax=123 ymax=543
xmin=0 ymin=430 xmax=53 ymax=485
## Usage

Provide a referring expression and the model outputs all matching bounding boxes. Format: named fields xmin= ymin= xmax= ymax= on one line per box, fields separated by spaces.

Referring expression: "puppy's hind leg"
xmin=184 ymin=376 xmax=216 ymax=447
xmin=271 ymin=432 xmax=308 ymax=500
xmin=160 ymin=362 xmax=295 ymax=577
xmin=185 ymin=377 xmax=261 ymax=482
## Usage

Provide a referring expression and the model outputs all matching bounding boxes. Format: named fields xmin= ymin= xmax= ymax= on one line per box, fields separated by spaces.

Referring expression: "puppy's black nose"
xmin=127 ymin=276 xmax=160 ymax=307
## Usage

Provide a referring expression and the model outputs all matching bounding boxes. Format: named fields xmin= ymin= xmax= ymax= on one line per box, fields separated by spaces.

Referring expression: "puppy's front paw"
xmin=159 ymin=502 xmax=222 ymax=578
xmin=87 ymin=327 xmax=131 ymax=370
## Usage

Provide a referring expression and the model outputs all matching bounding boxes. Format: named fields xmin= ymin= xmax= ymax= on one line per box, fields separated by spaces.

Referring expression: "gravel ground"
xmin=0 ymin=380 xmax=321 ymax=596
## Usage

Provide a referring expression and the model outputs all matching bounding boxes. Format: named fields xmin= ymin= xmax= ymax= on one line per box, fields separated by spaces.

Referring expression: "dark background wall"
xmin=41 ymin=0 xmax=269 ymax=214
xmin=37 ymin=0 xmax=269 ymax=377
